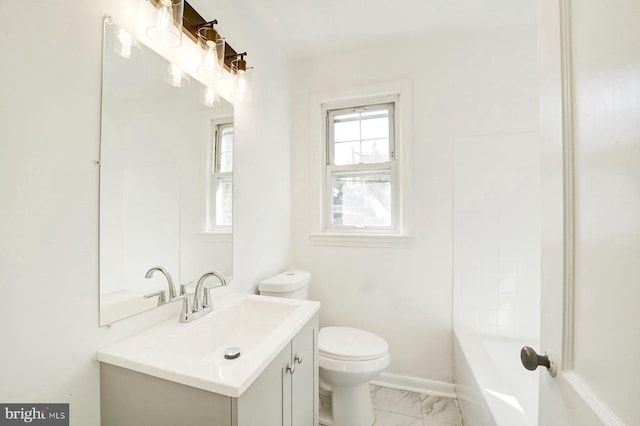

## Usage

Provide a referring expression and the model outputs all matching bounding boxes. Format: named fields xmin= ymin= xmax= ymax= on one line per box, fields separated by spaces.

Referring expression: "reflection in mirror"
xmin=99 ymin=18 xmax=233 ymax=326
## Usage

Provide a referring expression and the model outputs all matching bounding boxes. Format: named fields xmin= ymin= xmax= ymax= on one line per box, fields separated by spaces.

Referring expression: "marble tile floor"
xmin=370 ymin=385 xmax=463 ymax=426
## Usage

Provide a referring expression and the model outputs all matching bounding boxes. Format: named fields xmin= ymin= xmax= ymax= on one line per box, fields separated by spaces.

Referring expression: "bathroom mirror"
xmin=99 ymin=19 xmax=233 ymax=326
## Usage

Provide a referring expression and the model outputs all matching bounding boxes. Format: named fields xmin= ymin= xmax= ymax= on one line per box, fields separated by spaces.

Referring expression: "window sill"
xmin=199 ymin=231 xmax=232 ymax=243
xmin=308 ymin=232 xmax=414 ymax=248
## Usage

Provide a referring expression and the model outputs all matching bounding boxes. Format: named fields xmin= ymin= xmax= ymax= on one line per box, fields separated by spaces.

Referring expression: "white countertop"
xmin=97 ymin=293 xmax=320 ymax=397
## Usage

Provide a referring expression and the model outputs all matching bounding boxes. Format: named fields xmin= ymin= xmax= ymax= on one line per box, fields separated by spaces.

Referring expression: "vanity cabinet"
xmin=233 ymin=314 xmax=318 ymax=426
xmin=100 ymin=313 xmax=318 ymax=426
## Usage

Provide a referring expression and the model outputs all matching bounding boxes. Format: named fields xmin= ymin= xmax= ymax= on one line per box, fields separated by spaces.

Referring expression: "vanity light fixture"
xmin=146 ymin=0 xmax=184 ymax=48
xmin=196 ymin=20 xmax=225 ymax=80
xmin=165 ymin=63 xmax=191 ymax=88
xmin=145 ymin=1 xmax=253 ymax=97
xmin=182 ymin=2 xmax=252 ymax=75
xmin=229 ymin=53 xmax=252 ymax=102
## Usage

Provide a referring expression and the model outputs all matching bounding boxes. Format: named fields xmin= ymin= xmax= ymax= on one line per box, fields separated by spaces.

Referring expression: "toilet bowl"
xmin=258 ymin=270 xmax=391 ymax=426
xmin=319 ymin=327 xmax=391 ymax=426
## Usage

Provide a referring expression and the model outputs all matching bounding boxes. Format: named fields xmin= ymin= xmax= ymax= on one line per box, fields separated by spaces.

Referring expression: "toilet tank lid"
xmin=258 ymin=270 xmax=311 ymax=293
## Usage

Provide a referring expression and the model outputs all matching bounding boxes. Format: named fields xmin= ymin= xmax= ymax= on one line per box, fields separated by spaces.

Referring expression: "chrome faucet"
xmin=193 ymin=272 xmax=228 ymax=310
xmin=179 ymin=271 xmax=228 ymax=323
xmin=144 ymin=266 xmax=178 ymax=303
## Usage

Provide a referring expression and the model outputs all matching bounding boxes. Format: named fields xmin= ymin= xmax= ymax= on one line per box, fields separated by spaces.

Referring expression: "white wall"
xmin=291 ymin=25 xmax=538 ymax=387
xmin=0 ymin=0 xmax=291 ymax=424
xmin=101 ymin=92 xmax=182 ymax=296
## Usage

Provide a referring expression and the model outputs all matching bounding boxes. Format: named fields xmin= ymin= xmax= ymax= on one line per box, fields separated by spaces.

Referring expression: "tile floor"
xmin=370 ymin=385 xmax=463 ymax=426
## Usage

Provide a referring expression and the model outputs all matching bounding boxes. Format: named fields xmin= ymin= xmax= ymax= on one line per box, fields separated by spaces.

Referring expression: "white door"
xmin=537 ymin=0 xmax=640 ymax=424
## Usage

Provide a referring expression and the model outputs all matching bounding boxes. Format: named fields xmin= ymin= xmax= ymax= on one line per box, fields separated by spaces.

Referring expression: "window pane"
xmin=334 ymin=120 xmax=360 ymax=142
xmin=215 ymin=177 xmax=233 ymax=226
xmin=220 ymin=127 xmax=233 ymax=150
xmin=361 ymin=139 xmax=390 ymax=163
xmin=330 ymin=104 xmax=392 ymax=166
xmin=334 ymin=141 xmax=360 ymax=165
xmin=218 ymin=126 xmax=233 ymax=173
xmin=219 ymin=151 xmax=233 ymax=173
xmin=331 ymin=170 xmax=392 ymax=227
xmin=360 ymin=116 xmax=388 ymax=140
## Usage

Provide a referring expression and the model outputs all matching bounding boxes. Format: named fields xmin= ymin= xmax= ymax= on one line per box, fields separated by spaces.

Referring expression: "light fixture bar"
xmin=182 ymin=1 xmax=243 ymax=71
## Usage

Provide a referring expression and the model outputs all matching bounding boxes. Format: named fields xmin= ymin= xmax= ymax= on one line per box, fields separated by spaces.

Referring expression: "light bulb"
xmin=146 ymin=0 xmax=183 ymax=48
xmin=236 ymin=70 xmax=247 ymax=99
xmin=165 ymin=63 xmax=190 ymax=88
xmin=200 ymin=86 xmax=217 ymax=107
xmin=203 ymin=43 xmax=218 ymax=76
xmin=116 ymin=28 xmax=133 ymax=58
xmin=197 ymin=37 xmax=224 ymax=80
xmin=156 ymin=2 xmax=172 ymax=45
xmin=231 ymin=61 xmax=252 ymax=102
xmin=112 ymin=25 xmax=142 ymax=59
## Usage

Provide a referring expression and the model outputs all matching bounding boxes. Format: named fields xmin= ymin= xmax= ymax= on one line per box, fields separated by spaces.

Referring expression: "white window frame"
xmin=309 ymin=81 xmax=413 ymax=248
xmin=204 ymin=115 xmax=233 ymax=238
xmin=325 ymin=101 xmax=398 ymax=232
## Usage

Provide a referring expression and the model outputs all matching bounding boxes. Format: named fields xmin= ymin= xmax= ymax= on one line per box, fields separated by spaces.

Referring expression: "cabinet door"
xmin=235 ymin=313 xmax=318 ymax=426
xmin=235 ymin=342 xmax=292 ymax=426
xmin=291 ymin=314 xmax=319 ymax=426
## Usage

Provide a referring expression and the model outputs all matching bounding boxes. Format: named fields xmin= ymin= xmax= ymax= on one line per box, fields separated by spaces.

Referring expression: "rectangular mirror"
xmin=99 ymin=18 xmax=233 ymax=326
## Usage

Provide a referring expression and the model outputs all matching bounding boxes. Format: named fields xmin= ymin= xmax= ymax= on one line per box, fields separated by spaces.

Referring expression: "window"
xmin=325 ymin=101 xmax=397 ymax=231
xmin=310 ymin=81 xmax=412 ymax=247
xmin=208 ymin=120 xmax=233 ymax=230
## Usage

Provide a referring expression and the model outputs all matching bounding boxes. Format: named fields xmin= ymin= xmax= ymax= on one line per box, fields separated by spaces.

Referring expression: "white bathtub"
xmin=453 ymin=331 xmax=539 ymax=426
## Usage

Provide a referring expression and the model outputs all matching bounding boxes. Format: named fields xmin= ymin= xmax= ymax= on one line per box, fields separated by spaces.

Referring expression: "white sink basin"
xmin=97 ymin=293 xmax=320 ymax=397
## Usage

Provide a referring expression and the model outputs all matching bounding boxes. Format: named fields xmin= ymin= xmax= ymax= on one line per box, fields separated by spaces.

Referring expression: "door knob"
xmin=520 ymin=346 xmax=556 ymax=377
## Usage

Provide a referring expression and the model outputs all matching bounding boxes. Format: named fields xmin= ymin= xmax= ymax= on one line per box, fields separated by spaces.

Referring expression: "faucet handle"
xmin=203 ymin=287 xmax=212 ymax=309
xmin=179 ymin=280 xmax=194 ymax=296
xmin=144 ymin=290 xmax=166 ymax=306
xmin=179 ymin=294 xmax=192 ymax=322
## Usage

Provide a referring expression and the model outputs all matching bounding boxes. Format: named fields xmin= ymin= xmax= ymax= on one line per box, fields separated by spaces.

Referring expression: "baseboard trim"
xmin=371 ymin=372 xmax=457 ymax=398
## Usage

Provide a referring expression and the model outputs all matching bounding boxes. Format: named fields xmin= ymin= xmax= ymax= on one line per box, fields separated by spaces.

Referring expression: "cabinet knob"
xmin=286 ymin=363 xmax=295 ymax=375
xmin=294 ymin=354 xmax=303 ymax=365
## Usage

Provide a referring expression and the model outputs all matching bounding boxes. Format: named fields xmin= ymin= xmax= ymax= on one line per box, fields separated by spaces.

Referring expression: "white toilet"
xmin=259 ymin=270 xmax=391 ymax=426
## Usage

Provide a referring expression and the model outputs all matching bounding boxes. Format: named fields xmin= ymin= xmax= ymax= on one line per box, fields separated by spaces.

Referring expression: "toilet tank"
xmin=258 ymin=270 xmax=310 ymax=300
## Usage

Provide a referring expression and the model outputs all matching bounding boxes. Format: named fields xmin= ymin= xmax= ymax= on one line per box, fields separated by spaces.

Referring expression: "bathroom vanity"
xmin=97 ymin=294 xmax=319 ymax=426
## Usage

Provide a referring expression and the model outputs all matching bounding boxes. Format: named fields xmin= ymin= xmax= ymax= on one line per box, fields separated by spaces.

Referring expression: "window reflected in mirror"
xmin=209 ymin=120 xmax=233 ymax=229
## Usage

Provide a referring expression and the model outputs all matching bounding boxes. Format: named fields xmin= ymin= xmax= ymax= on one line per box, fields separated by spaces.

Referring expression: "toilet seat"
xmin=319 ymin=327 xmax=389 ymax=362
